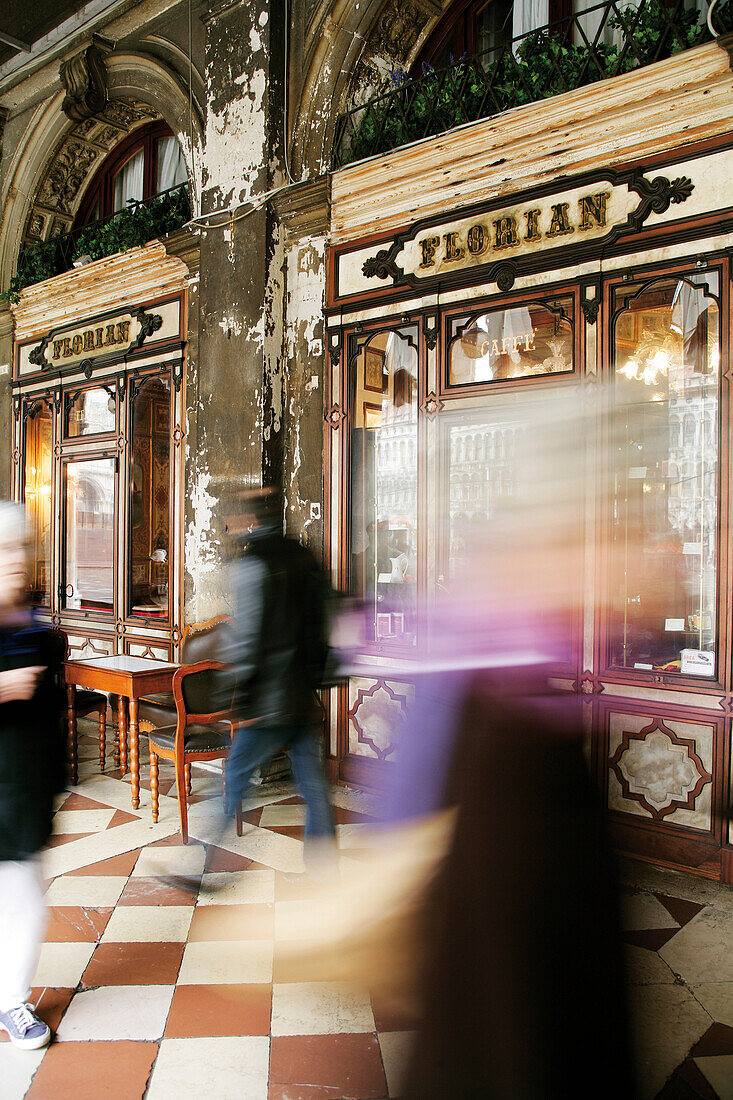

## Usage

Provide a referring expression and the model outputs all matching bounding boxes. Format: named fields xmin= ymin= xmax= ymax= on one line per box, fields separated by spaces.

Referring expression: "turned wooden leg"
xmin=150 ymin=750 xmax=159 ymax=823
xmin=118 ymin=696 xmax=128 ymax=776
xmin=185 ymin=761 xmax=192 ymax=796
xmin=98 ymin=709 xmax=106 ymax=771
xmin=235 ymin=801 xmax=243 ymax=837
xmin=67 ymin=685 xmax=78 ymax=786
xmin=129 ymin=697 xmax=140 ymax=811
xmin=176 ymin=756 xmax=189 ymax=844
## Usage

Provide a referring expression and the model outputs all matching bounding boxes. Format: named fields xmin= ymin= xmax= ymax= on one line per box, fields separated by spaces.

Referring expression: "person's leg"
xmin=287 ymin=728 xmax=337 ymax=874
xmin=224 ymin=726 xmax=286 ymax=818
xmin=0 ymin=858 xmax=47 ymax=1012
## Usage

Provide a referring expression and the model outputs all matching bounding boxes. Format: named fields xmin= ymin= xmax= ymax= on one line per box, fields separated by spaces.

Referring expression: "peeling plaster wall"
xmin=282 ymin=231 xmax=327 ymax=552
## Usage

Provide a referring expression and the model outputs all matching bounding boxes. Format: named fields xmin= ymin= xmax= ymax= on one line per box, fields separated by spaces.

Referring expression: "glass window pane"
xmin=610 ymin=273 xmax=719 ymax=676
xmin=113 ymin=148 xmax=145 ymax=212
xmin=350 ymin=329 xmax=418 ymax=646
xmin=64 ymin=458 xmax=115 ymax=612
xmin=66 ymin=388 xmax=115 ymax=438
xmin=130 ymin=377 xmax=171 ymax=619
xmin=449 ymin=297 xmax=573 ymax=386
xmin=156 ymin=135 xmax=187 ymax=193
xmin=24 ymin=402 xmax=53 ymax=607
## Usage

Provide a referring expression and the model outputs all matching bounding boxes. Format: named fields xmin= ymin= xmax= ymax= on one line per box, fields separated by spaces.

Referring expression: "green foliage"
xmin=0 ymin=185 xmax=191 ymax=303
xmin=340 ymin=0 xmax=725 ymax=166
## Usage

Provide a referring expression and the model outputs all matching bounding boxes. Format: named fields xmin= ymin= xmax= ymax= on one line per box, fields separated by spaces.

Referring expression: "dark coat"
xmin=217 ymin=527 xmax=329 ymax=727
xmin=0 ymin=618 xmax=66 ymax=862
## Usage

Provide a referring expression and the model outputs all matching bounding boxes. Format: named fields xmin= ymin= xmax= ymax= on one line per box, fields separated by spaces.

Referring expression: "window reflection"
xmin=350 ymin=329 xmax=418 ymax=646
xmin=611 ymin=273 xmax=719 ymax=676
xmin=24 ymin=402 xmax=53 ymax=607
xmin=130 ymin=377 xmax=170 ymax=619
xmin=449 ymin=297 xmax=573 ymax=385
xmin=64 ymin=457 xmax=115 ymax=611
xmin=66 ymin=387 xmax=116 ymax=438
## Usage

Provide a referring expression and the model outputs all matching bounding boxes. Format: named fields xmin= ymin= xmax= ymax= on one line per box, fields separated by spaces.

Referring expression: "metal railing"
xmin=332 ymin=0 xmax=726 ymax=168
xmin=6 ymin=182 xmax=192 ymax=301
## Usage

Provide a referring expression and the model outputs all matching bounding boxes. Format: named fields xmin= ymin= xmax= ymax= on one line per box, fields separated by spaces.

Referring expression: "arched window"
xmin=75 ymin=121 xmax=188 ymax=228
xmin=412 ymin=0 xmax=570 ymax=72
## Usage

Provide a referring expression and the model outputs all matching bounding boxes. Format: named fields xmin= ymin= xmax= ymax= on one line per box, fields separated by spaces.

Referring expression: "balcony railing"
xmin=1 ymin=182 xmax=192 ymax=303
xmin=332 ymin=0 xmax=730 ymax=169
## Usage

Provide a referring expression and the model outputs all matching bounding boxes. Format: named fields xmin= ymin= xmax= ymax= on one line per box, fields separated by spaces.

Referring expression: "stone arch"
xmin=0 ymin=49 xmax=204 ymax=290
xmin=291 ymin=0 xmax=446 ymax=176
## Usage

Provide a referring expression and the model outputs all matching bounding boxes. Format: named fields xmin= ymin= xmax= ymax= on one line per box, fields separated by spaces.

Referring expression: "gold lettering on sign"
xmin=524 ymin=210 xmax=542 ymax=242
xmin=493 ymin=216 xmax=519 ymax=250
xmin=546 ymin=203 xmax=574 ymax=238
xmin=46 ymin=314 xmax=137 ymax=363
xmin=420 ymin=236 xmax=440 ymax=267
xmin=443 ymin=231 xmax=465 ymax=262
xmin=579 ymin=191 xmax=609 ymax=230
xmin=466 ymin=224 xmax=488 ymax=256
xmin=412 ymin=189 xmax=617 ymax=275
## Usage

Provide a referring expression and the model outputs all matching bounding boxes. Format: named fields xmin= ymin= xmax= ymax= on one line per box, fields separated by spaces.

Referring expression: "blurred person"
xmin=217 ymin=486 xmax=337 ymax=878
xmin=0 ymin=503 xmax=65 ymax=1049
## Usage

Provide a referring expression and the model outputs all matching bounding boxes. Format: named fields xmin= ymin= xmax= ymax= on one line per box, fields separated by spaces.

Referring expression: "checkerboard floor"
xmin=3 ymin=718 xmax=733 ymax=1098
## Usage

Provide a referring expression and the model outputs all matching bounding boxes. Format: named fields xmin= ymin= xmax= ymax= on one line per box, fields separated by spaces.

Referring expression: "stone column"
xmin=186 ymin=0 xmax=285 ymax=620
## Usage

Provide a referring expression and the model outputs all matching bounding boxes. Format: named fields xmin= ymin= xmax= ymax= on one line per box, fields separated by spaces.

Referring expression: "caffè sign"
xmin=361 ymin=170 xmax=694 ymax=292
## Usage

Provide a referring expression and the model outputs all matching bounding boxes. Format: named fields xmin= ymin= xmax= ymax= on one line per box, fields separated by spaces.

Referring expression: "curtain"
xmin=513 ymin=0 xmax=550 ymax=40
xmin=156 ymin=135 xmax=187 ymax=193
xmin=113 ymin=148 xmax=145 ymax=212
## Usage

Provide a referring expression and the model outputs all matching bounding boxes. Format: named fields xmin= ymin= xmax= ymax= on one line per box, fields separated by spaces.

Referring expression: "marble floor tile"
xmin=188 ymin=903 xmax=274 ymax=942
xmin=82 ymin=941 xmax=185 ymax=987
xmin=132 ymin=843 xmax=206 ymax=879
xmin=625 ymin=945 xmax=677 ymax=985
xmin=660 ymin=909 xmax=733 ymax=984
xmin=691 ymin=983 xmax=733 ymax=1028
xmin=178 ymin=940 xmax=274 ymax=985
xmin=55 ymin=984 xmax=175 ymax=1041
xmin=379 ymin=1030 xmax=417 ymax=1097
xmin=630 ymin=983 xmax=711 ymax=1099
xmin=24 ymin=1040 xmax=158 ymax=1100
xmin=164 ymin=984 xmax=272 ymax=1037
xmin=33 ymin=941 xmax=96 ymax=988
xmin=0 ymin=1043 xmax=46 ymax=1100
xmin=259 ymin=804 xmax=306 ymax=827
xmin=335 ymin=824 xmax=381 ymax=849
xmin=44 ymin=818 xmax=176 ymax=878
xmin=621 ymin=892 xmax=680 ymax=932
xmin=274 ymin=898 xmax=324 ymax=942
xmin=187 ymin=814 xmax=305 ymax=874
xmin=198 ymin=869 xmax=275 ymax=905
xmin=271 ymin=981 xmax=375 ymax=1036
xmin=44 ymin=875 xmax=128 ymax=908
xmin=695 ymin=1054 xmax=733 ymax=1097
xmin=100 ymin=904 xmax=194 ymax=943
xmin=147 ymin=1036 xmax=270 ymax=1100
xmin=269 ymin=1034 xmax=387 ymax=1100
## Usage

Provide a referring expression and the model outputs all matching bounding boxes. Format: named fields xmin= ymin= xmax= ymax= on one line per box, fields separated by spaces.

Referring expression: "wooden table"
xmin=65 ymin=654 xmax=179 ymax=809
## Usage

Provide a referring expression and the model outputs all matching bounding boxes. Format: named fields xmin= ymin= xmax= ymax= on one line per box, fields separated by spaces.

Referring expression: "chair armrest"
xmin=172 ymin=660 xmax=232 ymax=727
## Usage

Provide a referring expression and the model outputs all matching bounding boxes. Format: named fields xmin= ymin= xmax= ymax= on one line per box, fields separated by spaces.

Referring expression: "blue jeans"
xmin=224 ymin=725 xmax=336 ymax=852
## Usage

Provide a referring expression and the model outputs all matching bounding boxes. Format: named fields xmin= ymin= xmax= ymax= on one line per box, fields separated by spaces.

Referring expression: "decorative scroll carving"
xmin=132 ymin=307 xmax=163 ymax=348
xmin=60 ymin=36 xmax=113 ymax=123
xmin=28 ymin=336 xmax=50 ymax=368
xmin=325 ymin=403 xmax=345 ymax=429
xmin=420 ymin=391 xmax=443 ymax=418
xmin=609 ymin=716 xmax=712 ymax=821
xmin=349 ymin=679 xmax=409 ymax=760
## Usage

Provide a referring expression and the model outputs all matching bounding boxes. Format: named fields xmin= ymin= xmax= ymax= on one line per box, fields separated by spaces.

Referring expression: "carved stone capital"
xmin=60 ymin=35 xmax=114 ymax=123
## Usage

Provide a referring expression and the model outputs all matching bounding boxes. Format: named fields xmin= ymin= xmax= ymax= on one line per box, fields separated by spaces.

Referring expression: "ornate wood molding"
xmin=609 ymin=716 xmax=712 ymax=821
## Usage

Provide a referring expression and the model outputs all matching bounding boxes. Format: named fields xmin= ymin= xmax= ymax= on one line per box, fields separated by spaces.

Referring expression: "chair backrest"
xmin=179 ymin=616 xmax=234 ymax=717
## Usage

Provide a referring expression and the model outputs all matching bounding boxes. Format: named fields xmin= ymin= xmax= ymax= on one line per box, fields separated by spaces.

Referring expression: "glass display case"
xmin=129 ymin=376 xmax=171 ymax=620
xmin=610 ymin=272 xmax=720 ymax=677
xmin=63 ymin=456 xmax=115 ymax=612
xmin=23 ymin=401 xmax=53 ymax=607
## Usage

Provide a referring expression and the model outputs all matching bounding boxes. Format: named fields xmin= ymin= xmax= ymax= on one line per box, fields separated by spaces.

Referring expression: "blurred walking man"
xmin=218 ymin=487 xmax=336 ymax=877
xmin=0 ymin=503 xmax=65 ymax=1048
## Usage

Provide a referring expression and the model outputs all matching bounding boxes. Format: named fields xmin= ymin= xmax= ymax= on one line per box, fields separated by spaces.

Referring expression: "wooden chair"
xmin=149 ymin=659 xmax=243 ymax=844
xmin=50 ymin=628 xmax=110 ymax=779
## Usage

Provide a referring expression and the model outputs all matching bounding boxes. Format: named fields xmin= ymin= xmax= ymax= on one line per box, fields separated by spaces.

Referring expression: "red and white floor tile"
xmin=2 ymin=719 xmax=733 ymax=1098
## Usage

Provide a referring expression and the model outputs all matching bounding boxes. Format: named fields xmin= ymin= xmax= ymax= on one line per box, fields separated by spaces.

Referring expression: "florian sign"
xmin=25 ymin=306 xmax=163 ymax=376
xmin=360 ymin=170 xmax=694 ymax=293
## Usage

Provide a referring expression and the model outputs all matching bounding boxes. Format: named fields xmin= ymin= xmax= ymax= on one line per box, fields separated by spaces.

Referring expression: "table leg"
xmin=67 ymin=684 xmax=77 ymax=786
xmin=129 ymin=697 xmax=140 ymax=810
xmin=118 ymin=696 xmax=128 ymax=776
